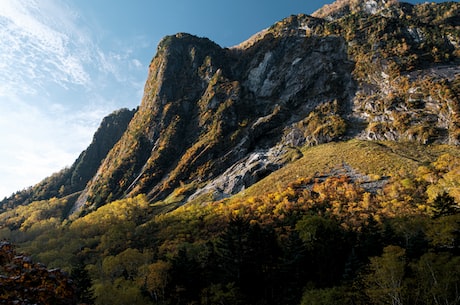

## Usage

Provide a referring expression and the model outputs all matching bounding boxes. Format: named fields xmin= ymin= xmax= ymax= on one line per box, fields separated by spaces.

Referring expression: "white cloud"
xmin=0 ymin=0 xmax=147 ymax=95
xmin=0 ymin=0 xmax=148 ymax=198
xmin=0 ymin=94 xmax=115 ymax=198
xmin=132 ymin=59 xmax=143 ymax=69
xmin=0 ymin=80 xmax=82 ymax=196
xmin=0 ymin=0 xmax=91 ymax=95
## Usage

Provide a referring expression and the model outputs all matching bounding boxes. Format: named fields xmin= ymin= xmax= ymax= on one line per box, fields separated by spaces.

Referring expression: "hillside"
xmin=0 ymin=1 xmax=459 ymax=304
xmin=1 ymin=140 xmax=460 ymax=304
xmin=76 ymin=0 xmax=459 ymax=213
xmin=1 ymin=1 xmax=458 ymax=214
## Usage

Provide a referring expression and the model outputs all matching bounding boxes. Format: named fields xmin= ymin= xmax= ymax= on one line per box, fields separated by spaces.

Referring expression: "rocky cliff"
xmin=2 ymin=1 xmax=458 ymax=214
xmin=76 ymin=23 xmax=357 ymax=211
xmin=72 ymin=1 xmax=458 ymax=212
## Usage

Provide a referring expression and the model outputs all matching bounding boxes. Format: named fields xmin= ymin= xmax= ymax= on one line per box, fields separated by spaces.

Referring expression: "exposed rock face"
xmin=312 ymin=0 xmax=398 ymax=20
xmin=76 ymin=16 xmax=356 ymax=210
xmin=4 ymin=1 xmax=458 ymax=213
xmin=188 ymin=145 xmax=301 ymax=201
xmin=69 ymin=108 xmax=137 ymax=192
xmin=72 ymin=1 xmax=459 ymax=211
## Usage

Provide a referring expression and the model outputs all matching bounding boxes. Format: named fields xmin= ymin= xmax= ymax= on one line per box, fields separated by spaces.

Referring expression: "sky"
xmin=0 ymin=0 xmax=446 ymax=199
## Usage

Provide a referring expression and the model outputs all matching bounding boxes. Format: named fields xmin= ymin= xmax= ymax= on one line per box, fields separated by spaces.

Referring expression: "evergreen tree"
xmin=432 ymin=192 xmax=459 ymax=218
xmin=214 ymin=216 xmax=281 ymax=304
xmin=71 ymin=263 xmax=95 ymax=305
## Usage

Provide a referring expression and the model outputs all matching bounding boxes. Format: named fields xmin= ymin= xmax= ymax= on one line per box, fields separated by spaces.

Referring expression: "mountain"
xmin=75 ymin=0 xmax=458 ymax=212
xmin=77 ymin=27 xmax=355 ymax=211
xmin=1 ymin=1 xmax=459 ymax=305
xmin=2 ymin=1 xmax=459 ymax=215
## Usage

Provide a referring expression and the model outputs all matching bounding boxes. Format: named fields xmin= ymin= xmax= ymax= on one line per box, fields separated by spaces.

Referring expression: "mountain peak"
xmin=2 ymin=1 xmax=458 ymax=215
xmin=312 ymin=0 xmax=399 ymax=19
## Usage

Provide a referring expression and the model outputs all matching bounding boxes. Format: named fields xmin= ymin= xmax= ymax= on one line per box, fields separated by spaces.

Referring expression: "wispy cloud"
xmin=0 ymin=92 xmax=119 ymax=198
xmin=0 ymin=0 xmax=92 ymax=95
xmin=0 ymin=0 xmax=147 ymax=95
xmin=0 ymin=0 xmax=148 ymax=198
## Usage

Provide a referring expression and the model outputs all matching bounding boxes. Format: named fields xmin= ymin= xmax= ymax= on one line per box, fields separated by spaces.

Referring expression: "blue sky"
xmin=0 ymin=0 xmax=446 ymax=198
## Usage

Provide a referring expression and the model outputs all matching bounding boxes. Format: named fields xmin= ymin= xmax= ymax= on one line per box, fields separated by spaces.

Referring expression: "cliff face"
xmin=78 ymin=25 xmax=356 ymax=209
xmin=73 ymin=1 xmax=458 ymax=211
xmin=2 ymin=1 xmax=458 ymax=214
xmin=312 ymin=0 xmax=399 ymax=20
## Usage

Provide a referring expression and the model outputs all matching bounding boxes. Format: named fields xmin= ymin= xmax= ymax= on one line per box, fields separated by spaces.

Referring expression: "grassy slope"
xmin=240 ymin=139 xmax=460 ymax=199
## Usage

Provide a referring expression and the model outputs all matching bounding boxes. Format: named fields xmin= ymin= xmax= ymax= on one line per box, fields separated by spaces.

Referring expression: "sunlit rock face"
xmin=68 ymin=1 xmax=459 ymax=211
xmin=75 ymin=16 xmax=356 ymax=209
xmin=312 ymin=0 xmax=399 ymax=20
xmin=1 ymin=1 xmax=458 ymax=216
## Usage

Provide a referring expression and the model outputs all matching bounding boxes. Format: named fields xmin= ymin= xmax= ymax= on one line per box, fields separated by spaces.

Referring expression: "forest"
xmin=1 ymin=144 xmax=459 ymax=305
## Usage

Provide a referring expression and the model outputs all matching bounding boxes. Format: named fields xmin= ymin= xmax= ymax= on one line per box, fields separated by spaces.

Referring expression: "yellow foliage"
xmin=141 ymin=260 xmax=171 ymax=299
xmin=70 ymin=195 xmax=149 ymax=238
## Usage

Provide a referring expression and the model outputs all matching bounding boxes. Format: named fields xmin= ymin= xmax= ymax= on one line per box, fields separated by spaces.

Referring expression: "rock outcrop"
xmin=79 ymin=22 xmax=356 ymax=210
xmin=75 ymin=1 xmax=459 ymax=211
xmin=2 ymin=1 xmax=458 ymax=214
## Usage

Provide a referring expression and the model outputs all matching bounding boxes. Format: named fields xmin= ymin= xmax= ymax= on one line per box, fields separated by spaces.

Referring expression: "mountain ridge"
xmin=1 ymin=0 xmax=459 ymax=216
xmin=79 ymin=30 xmax=357 ymax=211
xmin=312 ymin=0 xmax=400 ymax=19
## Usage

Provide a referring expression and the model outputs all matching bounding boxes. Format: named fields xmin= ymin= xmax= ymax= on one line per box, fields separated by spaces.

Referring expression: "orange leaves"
xmin=0 ymin=242 xmax=78 ymax=305
xmin=185 ymin=175 xmax=381 ymax=232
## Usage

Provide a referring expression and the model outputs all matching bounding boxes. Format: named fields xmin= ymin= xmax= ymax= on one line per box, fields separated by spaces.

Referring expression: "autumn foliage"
xmin=0 ymin=241 xmax=78 ymax=305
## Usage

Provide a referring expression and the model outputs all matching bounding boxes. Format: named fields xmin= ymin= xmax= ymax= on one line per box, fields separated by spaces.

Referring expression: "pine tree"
xmin=432 ymin=192 xmax=458 ymax=218
xmin=71 ymin=263 xmax=95 ymax=305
